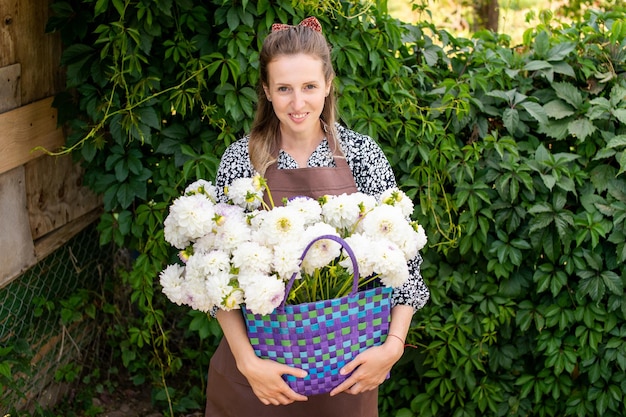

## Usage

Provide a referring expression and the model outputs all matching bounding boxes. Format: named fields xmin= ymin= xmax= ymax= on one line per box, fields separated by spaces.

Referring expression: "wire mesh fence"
xmin=0 ymin=223 xmax=112 ymax=415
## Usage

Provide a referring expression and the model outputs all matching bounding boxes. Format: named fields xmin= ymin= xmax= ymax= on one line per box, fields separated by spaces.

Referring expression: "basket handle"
xmin=279 ymin=234 xmax=360 ymax=310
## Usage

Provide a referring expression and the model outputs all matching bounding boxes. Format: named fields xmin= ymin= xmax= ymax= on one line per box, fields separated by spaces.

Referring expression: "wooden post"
xmin=0 ymin=166 xmax=37 ymax=288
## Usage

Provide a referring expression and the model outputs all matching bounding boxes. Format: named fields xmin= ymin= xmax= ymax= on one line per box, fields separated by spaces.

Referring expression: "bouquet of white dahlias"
xmin=159 ymin=175 xmax=427 ymax=315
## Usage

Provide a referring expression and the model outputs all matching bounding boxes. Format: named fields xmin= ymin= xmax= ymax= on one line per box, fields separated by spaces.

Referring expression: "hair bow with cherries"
xmin=271 ymin=16 xmax=322 ymax=33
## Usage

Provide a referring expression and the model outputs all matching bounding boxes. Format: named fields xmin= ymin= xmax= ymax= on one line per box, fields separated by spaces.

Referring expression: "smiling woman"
xmin=204 ymin=15 xmax=429 ymax=417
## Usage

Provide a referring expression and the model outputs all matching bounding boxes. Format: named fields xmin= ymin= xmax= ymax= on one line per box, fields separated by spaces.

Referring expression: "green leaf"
xmin=547 ymin=42 xmax=576 ymax=61
xmin=105 ymin=152 xmax=123 ymax=171
xmin=111 ymin=0 xmax=125 ymax=17
xmin=534 ymin=30 xmax=550 ymax=57
xmin=81 ymin=140 xmax=97 ymax=162
xmin=395 ymin=409 xmax=414 ymax=417
xmin=422 ymin=47 xmax=439 ymax=67
xmin=0 ymin=362 xmax=11 ymax=379
xmin=544 ymin=100 xmax=575 ymax=120
xmin=519 ymin=101 xmax=548 ymax=124
xmin=552 ymin=82 xmax=583 ymax=108
xmin=534 ymin=264 xmax=552 ymax=293
xmin=538 ymin=119 xmax=569 ymax=140
xmin=155 ymin=0 xmax=173 ymax=16
xmin=225 ymin=91 xmax=242 ymax=121
xmin=117 ymin=210 xmax=133 ymax=236
xmin=590 ymin=164 xmax=616 ymax=192
xmin=136 ymin=107 xmax=160 ymax=130
xmin=529 ymin=213 xmax=553 ymax=233
xmin=607 ymin=135 xmax=626 ymax=149
xmin=127 ymin=154 xmax=143 ymax=175
xmin=568 ymin=118 xmax=597 ymax=141
xmin=593 ymin=148 xmax=616 ymax=161
xmin=551 ymin=61 xmax=576 ymax=78
xmin=161 ymin=124 xmax=188 ymax=140
xmin=257 ymin=0 xmax=270 ymax=13
xmin=60 ymin=44 xmax=95 ymax=65
xmin=503 ymin=108 xmax=520 ymax=133
xmin=121 ymin=348 xmax=136 ymax=368
xmin=618 ymin=151 xmax=626 ymax=176
xmin=596 ymin=391 xmax=608 ymax=415
xmin=487 ymin=90 xmax=513 ymax=102
xmin=204 ymin=57 xmax=224 ymax=79
xmin=94 ymin=0 xmax=109 ymax=17
xmin=610 ymin=85 xmax=626 ymax=107
xmin=524 ymin=60 xmax=552 ymax=71
xmin=114 ymin=159 xmax=129 ymax=182
xmin=117 ymin=183 xmax=136 ymax=209
xmin=602 ymin=271 xmax=624 ymax=295
xmin=609 ymin=19 xmax=625 ymax=44
xmin=613 ymin=109 xmax=626 ymax=124
xmin=578 ymin=275 xmax=606 ymax=302
xmin=226 ymin=7 xmax=239 ymax=31
xmin=587 ymin=97 xmax=611 ymax=120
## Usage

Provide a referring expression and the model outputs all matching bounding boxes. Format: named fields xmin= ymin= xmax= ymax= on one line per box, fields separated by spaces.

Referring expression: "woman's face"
xmin=263 ymin=53 xmax=331 ymax=140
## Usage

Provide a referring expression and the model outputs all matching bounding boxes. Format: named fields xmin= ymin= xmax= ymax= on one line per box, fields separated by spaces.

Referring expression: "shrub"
xmin=47 ymin=0 xmax=626 ymax=415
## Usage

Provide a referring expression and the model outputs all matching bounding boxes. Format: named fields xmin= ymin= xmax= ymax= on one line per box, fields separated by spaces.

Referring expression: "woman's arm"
xmin=329 ymin=304 xmax=414 ymax=396
xmin=216 ymin=309 xmax=309 ymax=405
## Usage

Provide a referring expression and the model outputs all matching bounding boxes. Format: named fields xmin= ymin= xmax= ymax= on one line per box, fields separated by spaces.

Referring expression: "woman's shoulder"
xmin=222 ymin=136 xmax=250 ymax=158
xmin=216 ymin=136 xmax=253 ymax=187
xmin=335 ymin=123 xmax=384 ymax=157
xmin=335 ymin=123 xmax=372 ymax=144
xmin=334 ymin=122 xmax=396 ymax=190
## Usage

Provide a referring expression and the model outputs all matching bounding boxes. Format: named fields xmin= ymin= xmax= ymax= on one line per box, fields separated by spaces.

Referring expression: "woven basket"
xmin=243 ymin=234 xmax=392 ymax=396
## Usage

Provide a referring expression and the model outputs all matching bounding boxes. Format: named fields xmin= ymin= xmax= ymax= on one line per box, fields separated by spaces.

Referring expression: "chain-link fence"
xmin=0 ymin=223 xmax=112 ymax=415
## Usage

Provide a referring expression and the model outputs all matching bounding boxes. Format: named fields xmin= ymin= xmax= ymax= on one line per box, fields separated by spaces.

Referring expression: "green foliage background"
xmin=43 ymin=0 xmax=626 ymax=416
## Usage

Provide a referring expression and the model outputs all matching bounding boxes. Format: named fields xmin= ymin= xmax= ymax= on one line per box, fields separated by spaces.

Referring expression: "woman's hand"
xmin=330 ymin=304 xmax=413 ymax=396
xmin=216 ymin=309 xmax=308 ymax=405
xmin=329 ymin=336 xmax=405 ymax=396
xmin=238 ymin=355 xmax=309 ymax=405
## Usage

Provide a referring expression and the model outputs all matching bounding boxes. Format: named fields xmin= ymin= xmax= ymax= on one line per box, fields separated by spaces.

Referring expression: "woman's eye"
xmin=278 ymin=86 xmax=289 ymax=92
xmin=305 ymin=84 xmax=317 ymax=90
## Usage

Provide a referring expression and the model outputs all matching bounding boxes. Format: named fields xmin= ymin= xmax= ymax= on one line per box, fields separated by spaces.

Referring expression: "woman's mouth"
xmin=290 ymin=112 xmax=308 ymax=121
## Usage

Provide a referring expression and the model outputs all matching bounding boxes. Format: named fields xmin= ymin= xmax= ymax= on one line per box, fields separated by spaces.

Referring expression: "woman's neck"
xmin=279 ymin=128 xmax=325 ymax=167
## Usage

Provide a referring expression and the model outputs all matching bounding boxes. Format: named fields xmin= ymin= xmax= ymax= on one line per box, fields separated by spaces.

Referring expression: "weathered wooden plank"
xmin=0 ymin=1 xmax=18 ymax=66
xmin=34 ymin=209 xmax=102 ymax=262
xmin=26 ymin=154 xmax=102 ymax=240
xmin=0 ymin=97 xmax=65 ymax=175
xmin=0 ymin=0 xmax=63 ymax=103
xmin=0 ymin=166 xmax=37 ymax=289
xmin=0 ymin=63 xmax=22 ymax=113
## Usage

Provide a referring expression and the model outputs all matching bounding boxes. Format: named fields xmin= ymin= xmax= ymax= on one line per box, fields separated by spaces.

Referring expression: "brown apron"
xmin=262 ymin=143 xmax=358 ymax=207
xmin=205 ymin=142 xmax=380 ymax=416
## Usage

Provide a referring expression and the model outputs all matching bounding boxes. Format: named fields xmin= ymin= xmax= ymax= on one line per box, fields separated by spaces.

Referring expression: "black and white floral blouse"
xmin=215 ymin=124 xmax=430 ymax=311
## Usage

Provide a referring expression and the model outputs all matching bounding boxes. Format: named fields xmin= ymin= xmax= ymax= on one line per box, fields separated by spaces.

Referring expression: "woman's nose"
xmin=292 ymin=91 xmax=305 ymax=109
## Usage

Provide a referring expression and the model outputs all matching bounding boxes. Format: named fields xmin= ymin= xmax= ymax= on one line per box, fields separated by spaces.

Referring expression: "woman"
xmin=205 ymin=17 xmax=429 ymax=417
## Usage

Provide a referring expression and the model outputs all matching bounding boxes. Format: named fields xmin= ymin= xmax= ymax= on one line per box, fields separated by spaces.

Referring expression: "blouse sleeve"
xmin=209 ymin=137 xmax=253 ymax=318
xmin=214 ymin=137 xmax=254 ymax=203
xmin=392 ymin=252 xmax=429 ymax=310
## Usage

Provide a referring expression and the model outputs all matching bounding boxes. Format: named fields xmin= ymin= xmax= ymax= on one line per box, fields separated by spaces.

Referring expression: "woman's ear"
xmin=263 ymin=84 xmax=271 ymax=101
xmin=325 ymin=76 xmax=334 ymax=96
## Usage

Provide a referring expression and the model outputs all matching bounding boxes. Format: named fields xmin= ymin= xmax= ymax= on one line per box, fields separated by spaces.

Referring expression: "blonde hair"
xmin=249 ymin=21 xmax=338 ymax=175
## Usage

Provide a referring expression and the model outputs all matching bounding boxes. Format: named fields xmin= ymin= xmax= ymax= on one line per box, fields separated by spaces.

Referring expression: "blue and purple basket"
xmin=243 ymin=234 xmax=392 ymax=396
